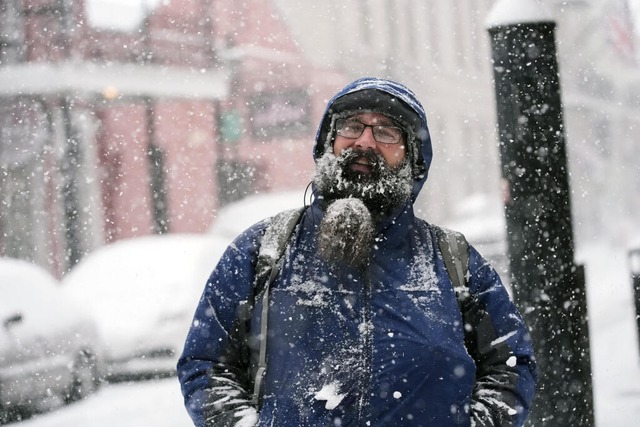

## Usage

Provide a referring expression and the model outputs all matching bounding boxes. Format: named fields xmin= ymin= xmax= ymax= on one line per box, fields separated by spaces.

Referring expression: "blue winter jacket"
xmin=178 ymin=78 xmax=537 ymax=426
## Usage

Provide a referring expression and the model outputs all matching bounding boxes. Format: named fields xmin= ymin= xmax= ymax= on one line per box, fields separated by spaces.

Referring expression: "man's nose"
xmin=355 ymin=127 xmax=377 ymax=151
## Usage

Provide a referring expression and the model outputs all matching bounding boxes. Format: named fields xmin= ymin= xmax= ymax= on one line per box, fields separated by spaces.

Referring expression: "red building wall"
xmin=97 ymin=103 xmax=155 ymax=240
xmin=0 ymin=0 xmax=346 ymax=274
xmin=153 ymin=99 xmax=218 ymax=233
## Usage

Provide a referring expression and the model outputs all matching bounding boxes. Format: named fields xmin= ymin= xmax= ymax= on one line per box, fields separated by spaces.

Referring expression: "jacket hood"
xmin=313 ymin=77 xmax=433 ymax=200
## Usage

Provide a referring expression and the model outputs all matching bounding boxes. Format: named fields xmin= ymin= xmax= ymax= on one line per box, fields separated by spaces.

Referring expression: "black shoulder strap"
xmin=251 ymin=206 xmax=304 ymax=405
xmin=433 ymin=225 xmax=470 ymax=306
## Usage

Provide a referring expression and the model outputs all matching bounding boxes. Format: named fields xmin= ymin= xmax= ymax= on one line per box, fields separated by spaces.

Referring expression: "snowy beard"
xmin=317 ymin=198 xmax=375 ymax=269
xmin=313 ymin=148 xmax=413 ymax=268
xmin=313 ymin=148 xmax=413 ymax=219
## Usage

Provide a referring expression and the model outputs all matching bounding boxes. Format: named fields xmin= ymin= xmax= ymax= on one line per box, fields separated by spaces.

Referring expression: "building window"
xmin=426 ymin=1 xmax=440 ymax=62
xmin=405 ymin=0 xmax=416 ymax=57
xmin=0 ymin=98 xmax=50 ymax=261
xmin=360 ymin=0 xmax=372 ymax=46
xmin=248 ymin=90 xmax=310 ymax=140
xmin=0 ymin=0 xmax=25 ymax=63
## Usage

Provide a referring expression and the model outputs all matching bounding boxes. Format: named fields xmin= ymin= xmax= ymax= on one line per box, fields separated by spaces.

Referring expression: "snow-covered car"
xmin=0 ymin=258 xmax=103 ymax=423
xmin=62 ymin=234 xmax=228 ymax=382
xmin=210 ymin=190 xmax=307 ymax=240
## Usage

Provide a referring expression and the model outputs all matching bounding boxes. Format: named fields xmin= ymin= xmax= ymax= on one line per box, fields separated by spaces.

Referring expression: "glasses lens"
xmin=336 ymin=120 xmax=364 ymax=138
xmin=373 ymin=126 xmax=402 ymax=144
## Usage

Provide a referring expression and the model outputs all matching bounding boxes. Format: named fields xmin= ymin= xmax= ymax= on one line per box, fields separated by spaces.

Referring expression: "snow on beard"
xmin=314 ymin=148 xmax=412 ymax=268
xmin=313 ymin=148 xmax=413 ymax=219
xmin=317 ymin=198 xmax=375 ymax=269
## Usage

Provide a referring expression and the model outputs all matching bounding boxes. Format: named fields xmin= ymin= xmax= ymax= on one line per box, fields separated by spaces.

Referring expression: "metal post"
xmin=145 ymin=97 xmax=169 ymax=234
xmin=486 ymin=1 xmax=594 ymax=425
xmin=61 ymin=96 xmax=84 ymax=269
xmin=630 ymin=248 xmax=640 ymax=355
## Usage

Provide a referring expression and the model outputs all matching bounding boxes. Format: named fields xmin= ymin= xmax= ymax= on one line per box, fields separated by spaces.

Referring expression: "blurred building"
xmin=0 ymin=0 xmax=343 ymax=276
xmin=273 ymin=0 xmax=504 ymax=224
xmin=1 ymin=0 xmax=639 ymax=278
xmin=274 ymin=0 xmax=640 ymax=246
xmin=553 ymin=0 xmax=640 ymax=245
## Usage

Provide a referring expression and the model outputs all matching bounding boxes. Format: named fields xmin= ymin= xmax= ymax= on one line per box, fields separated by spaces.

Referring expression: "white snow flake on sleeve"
xmin=314 ymin=382 xmax=346 ymax=410
xmin=489 ymin=330 xmax=518 ymax=347
xmin=233 ymin=406 xmax=258 ymax=427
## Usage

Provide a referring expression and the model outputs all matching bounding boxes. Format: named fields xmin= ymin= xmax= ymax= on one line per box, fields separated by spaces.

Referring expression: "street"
xmin=11 ymin=378 xmax=192 ymax=427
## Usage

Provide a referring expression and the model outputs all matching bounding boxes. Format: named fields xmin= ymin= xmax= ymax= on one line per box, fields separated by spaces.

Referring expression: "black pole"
xmin=487 ymin=8 xmax=594 ymax=427
xmin=145 ymin=97 xmax=170 ymax=234
xmin=630 ymin=248 xmax=640 ymax=355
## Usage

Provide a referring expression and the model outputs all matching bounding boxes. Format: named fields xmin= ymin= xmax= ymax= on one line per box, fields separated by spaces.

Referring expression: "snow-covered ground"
xmin=9 ymin=240 xmax=640 ymax=427
xmin=578 ymin=241 xmax=640 ymax=426
xmin=11 ymin=378 xmax=191 ymax=427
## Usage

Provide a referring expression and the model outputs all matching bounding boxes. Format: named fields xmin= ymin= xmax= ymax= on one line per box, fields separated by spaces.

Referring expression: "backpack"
xmin=249 ymin=207 xmax=470 ymax=405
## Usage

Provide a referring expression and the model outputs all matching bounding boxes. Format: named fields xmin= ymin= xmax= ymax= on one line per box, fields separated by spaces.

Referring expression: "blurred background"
xmin=1 ymin=0 xmax=638 ymax=278
xmin=1 ymin=1 xmax=640 ymax=425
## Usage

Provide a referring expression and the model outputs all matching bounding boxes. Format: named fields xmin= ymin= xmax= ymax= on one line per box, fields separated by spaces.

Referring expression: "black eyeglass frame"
xmin=334 ymin=117 xmax=405 ymax=145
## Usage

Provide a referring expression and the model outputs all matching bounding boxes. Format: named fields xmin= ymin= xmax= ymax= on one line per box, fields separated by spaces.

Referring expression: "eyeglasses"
xmin=334 ymin=118 xmax=404 ymax=145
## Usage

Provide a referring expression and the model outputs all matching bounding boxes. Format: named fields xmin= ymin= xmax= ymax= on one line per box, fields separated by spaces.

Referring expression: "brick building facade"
xmin=0 ymin=0 xmax=345 ymax=276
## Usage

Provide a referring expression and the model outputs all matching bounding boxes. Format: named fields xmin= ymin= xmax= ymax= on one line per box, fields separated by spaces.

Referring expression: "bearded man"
xmin=178 ymin=77 xmax=537 ymax=427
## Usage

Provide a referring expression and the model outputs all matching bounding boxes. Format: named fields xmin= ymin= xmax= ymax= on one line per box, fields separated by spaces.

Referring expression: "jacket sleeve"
xmin=177 ymin=223 xmax=266 ymax=427
xmin=463 ymin=245 xmax=538 ymax=427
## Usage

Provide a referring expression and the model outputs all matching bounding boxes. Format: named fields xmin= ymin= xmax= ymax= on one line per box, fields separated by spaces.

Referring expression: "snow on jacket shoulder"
xmin=177 ymin=204 xmax=537 ymax=427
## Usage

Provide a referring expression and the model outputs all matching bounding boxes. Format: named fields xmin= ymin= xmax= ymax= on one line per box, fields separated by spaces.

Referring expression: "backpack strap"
xmin=251 ymin=207 xmax=305 ymax=405
xmin=433 ymin=225 xmax=471 ymax=307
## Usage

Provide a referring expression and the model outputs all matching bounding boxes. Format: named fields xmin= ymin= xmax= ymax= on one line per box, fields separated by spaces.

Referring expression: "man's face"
xmin=313 ymin=112 xmax=413 ymax=267
xmin=332 ymin=112 xmax=406 ymax=170
xmin=313 ymin=112 xmax=413 ymax=219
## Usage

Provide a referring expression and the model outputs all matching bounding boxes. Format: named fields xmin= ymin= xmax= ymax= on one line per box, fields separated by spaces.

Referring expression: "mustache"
xmin=312 ymin=147 xmax=413 ymax=219
xmin=337 ymin=149 xmax=384 ymax=173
